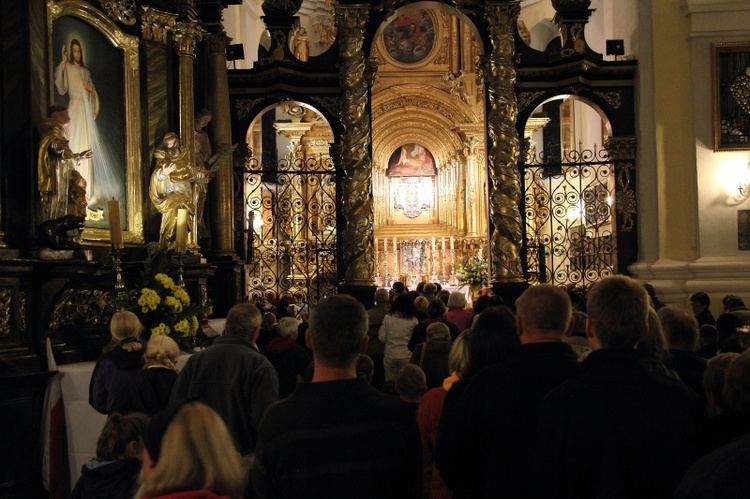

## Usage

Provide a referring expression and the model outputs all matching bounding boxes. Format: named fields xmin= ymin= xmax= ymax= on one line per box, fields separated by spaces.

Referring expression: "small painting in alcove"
xmin=382 ymin=10 xmax=435 ymax=64
xmin=387 ymin=144 xmax=436 ymax=177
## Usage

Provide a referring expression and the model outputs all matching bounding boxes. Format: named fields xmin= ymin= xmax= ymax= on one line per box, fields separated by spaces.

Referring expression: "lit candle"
xmin=374 ymin=237 xmax=379 ymax=253
xmin=431 ymin=236 xmax=436 ymax=252
xmin=450 ymin=236 xmax=454 ymax=250
xmin=176 ymin=208 xmax=188 ymax=253
xmin=107 ymin=200 xmax=123 ymax=249
xmin=393 ymin=237 xmax=397 ymax=251
xmin=442 ymin=236 xmax=446 ymax=251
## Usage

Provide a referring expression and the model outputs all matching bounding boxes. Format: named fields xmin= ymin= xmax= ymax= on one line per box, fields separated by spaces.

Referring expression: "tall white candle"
xmin=176 ymin=209 xmax=188 ymax=253
xmin=442 ymin=236 xmax=446 ymax=251
xmin=107 ymin=200 xmax=123 ymax=249
xmin=450 ymin=235 xmax=454 ymax=250
xmin=393 ymin=237 xmax=397 ymax=251
xmin=374 ymin=237 xmax=378 ymax=253
xmin=431 ymin=236 xmax=436 ymax=252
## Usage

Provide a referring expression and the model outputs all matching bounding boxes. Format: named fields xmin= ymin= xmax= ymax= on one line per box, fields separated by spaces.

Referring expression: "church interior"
xmin=0 ymin=0 xmax=749 ymax=495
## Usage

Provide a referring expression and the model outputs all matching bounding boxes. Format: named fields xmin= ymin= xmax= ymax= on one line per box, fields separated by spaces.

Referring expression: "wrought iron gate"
xmin=237 ymin=156 xmax=337 ymax=306
xmin=522 ymin=143 xmax=616 ymax=289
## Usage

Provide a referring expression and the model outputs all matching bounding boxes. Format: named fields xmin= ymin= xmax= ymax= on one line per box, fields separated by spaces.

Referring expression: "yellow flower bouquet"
xmin=127 ymin=249 xmax=208 ymax=350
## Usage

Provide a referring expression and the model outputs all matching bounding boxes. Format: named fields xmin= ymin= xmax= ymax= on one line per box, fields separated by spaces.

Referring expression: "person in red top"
xmin=444 ymin=292 xmax=472 ymax=332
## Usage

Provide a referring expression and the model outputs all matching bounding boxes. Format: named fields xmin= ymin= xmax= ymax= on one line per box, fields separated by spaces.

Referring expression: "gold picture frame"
xmin=712 ymin=42 xmax=750 ymax=152
xmin=47 ymin=0 xmax=143 ymax=244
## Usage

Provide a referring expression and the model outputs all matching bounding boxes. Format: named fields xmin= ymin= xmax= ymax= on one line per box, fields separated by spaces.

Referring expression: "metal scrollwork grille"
xmin=522 ymin=143 xmax=616 ymax=289
xmin=238 ymin=156 xmax=337 ymax=306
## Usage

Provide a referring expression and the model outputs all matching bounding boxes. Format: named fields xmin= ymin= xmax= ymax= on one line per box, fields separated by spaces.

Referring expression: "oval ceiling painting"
xmin=382 ymin=10 xmax=435 ymax=65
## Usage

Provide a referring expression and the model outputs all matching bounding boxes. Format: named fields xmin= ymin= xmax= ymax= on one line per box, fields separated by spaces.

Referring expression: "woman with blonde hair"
xmin=141 ymin=400 xmax=245 ymax=498
xmin=444 ymin=292 xmax=472 ymax=332
xmin=112 ymin=335 xmax=180 ymax=416
xmin=90 ymin=311 xmax=145 ymax=414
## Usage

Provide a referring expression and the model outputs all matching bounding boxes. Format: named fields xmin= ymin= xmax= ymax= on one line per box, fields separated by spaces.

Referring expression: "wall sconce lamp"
xmin=741 ymin=177 xmax=750 ymax=198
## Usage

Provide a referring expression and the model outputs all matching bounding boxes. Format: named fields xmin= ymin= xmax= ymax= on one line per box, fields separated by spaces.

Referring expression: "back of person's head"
xmin=356 ymin=354 xmax=374 ymax=383
xmin=721 ymin=352 xmax=750 ymax=416
xmin=261 ymin=312 xmax=277 ymax=329
xmin=467 ymin=306 xmax=519 ymax=376
xmin=277 ymin=317 xmax=299 ymax=339
xmin=700 ymin=324 xmax=719 ymax=346
xmin=435 ymin=283 xmax=442 ymax=293
xmin=704 ymin=352 xmax=741 ymax=411
xmin=142 ymin=400 xmax=244 ymax=497
xmin=448 ymin=330 xmax=472 ymax=377
xmin=396 ymin=364 xmax=427 ymax=402
xmin=636 ymin=308 xmax=670 ymax=362
xmin=659 ymin=305 xmax=700 ymax=351
xmin=515 ymin=284 xmax=572 ymax=338
xmin=691 ymin=291 xmax=711 ymax=307
xmin=723 ymin=295 xmax=746 ymax=311
xmin=391 ymin=293 xmax=416 ymax=318
xmin=570 ymin=311 xmax=588 ymax=338
xmin=424 ymin=282 xmax=437 ymax=295
xmin=414 ymin=296 xmax=429 ymax=314
xmin=392 ymin=281 xmax=405 ymax=294
xmin=96 ymin=412 xmax=149 ymax=462
xmin=374 ymin=288 xmax=389 ymax=304
xmin=437 ymin=290 xmax=451 ymax=306
xmin=717 ymin=312 xmax=743 ymax=347
xmin=416 ymin=282 xmax=426 ymax=294
xmin=308 ymin=294 xmax=367 ymax=368
xmin=110 ymin=311 xmax=143 ymax=351
xmin=447 ymin=291 xmax=467 ymax=310
xmin=407 ymin=290 xmax=420 ymax=302
xmin=427 ymin=299 xmax=447 ymax=318
xmin=224 ymin=302 xmax=261 ymax=339
xmin=587 ymin=276 xmax=649 ymax=349
xmin=426 ymin=322 xmax=451 ymax=342
xmin=144 ymin=335 xmax=179 ymax=370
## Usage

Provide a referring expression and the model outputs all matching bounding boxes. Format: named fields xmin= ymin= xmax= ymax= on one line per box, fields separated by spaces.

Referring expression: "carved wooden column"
xmin=336 ymin=3 xmax=376 ymax=293
xmin=481 ymin=1 xmax=528 ymax=300
xmin=206 ymin=31 xmax=234 ymax=255
xmin=172 ymin=21 xmax=204 ymax=166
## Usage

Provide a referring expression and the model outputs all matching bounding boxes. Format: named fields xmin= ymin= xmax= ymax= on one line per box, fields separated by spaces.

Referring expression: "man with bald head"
xmin=436 ymin=284 xmax=581 ymax=498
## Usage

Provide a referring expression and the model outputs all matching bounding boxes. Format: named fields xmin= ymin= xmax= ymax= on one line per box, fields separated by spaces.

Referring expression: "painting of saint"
xmin=52 ymin=15 xmax=126 ymax=227
xmin=387 ymin=144 xmax=436 ymax=177
xmin=382 ymin=10 xmax=435 ymax=65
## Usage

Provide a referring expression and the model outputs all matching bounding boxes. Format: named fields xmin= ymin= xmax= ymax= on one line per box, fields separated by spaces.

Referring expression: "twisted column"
xmin=482 ymin=2 xmax=525 ymax=285
xmin=336 ymin=3 xmax=375 ymax=286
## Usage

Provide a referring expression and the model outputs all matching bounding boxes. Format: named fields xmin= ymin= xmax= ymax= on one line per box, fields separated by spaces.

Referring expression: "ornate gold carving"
xmin=173 ymin=21 xmax=205 ymax=57
xmin=593 ymin=90 xmax=622 ymax=110
xmin=365 ymin=57 xmax=379 ymax=88
xmin=49 ymin=289 xmax=115 ymax=330
xmin=483 ymin=2 xmax=525 ymax=284
xmin=48 ymin=0 xmax=144 ymax=246
xmin=605 ymin=136 xmax=638 ymax=233
xmin=236 ymin=98 xmax=265 ymax=121
xmin=141 ymin=5 xmax=177 ymax=44
xmin=206 ymin=31 xmax=231 ymax=55
xmin=517 ymin=91 xmax=546 ymax=113
xmin=19 ymin=291 xmax=27 ymax=332
xmin=336 ymin=4 xmax=375 ymax=285
xmin=309 ymin=96 xmax=339 ymax=119
xmin=435 ymin=38 xmax=450 ymax=65
xmin=98 ymin=0 xmax=136 ymax=26
xmin=0 ymin=289 xmax=10 ymax=335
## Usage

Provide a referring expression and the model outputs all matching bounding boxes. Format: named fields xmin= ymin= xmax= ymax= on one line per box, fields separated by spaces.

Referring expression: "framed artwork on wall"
xmin=47 ymin=0 xmax=143 ymax=244
xmin=712 ymin=42 xmax=750 ymax=151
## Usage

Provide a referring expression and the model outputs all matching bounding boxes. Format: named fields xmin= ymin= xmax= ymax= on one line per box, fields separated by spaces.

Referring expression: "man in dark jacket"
xmin=536 ymin=276 xmax=706 ymax=499
xmin=171 ymin=302 xmax=279 ymax=457
xmin=661 ymin=304 xmax=707 ymax=401
xmin=253 ymin=294 xmax=422 ymax=499
xmin=263 ymin=316 xmax=310 ymax=398
xmin=436 ymin=284 xmax=581 ymax=498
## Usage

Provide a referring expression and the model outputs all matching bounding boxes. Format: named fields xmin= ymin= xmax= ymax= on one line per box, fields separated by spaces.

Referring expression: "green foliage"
xmin=458 ymin=255 xmax=488 ymax=293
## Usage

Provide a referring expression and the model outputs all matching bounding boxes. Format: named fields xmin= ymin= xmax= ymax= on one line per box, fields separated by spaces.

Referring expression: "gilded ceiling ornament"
xmin=173 ymin=21 xmax=205 ymax=57
xmin=99 ymin=0 xmax=136 ymax=26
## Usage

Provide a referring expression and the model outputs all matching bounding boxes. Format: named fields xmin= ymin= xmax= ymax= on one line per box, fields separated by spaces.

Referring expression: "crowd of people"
xmin=78 ymin=278 xmax=750 ymax=498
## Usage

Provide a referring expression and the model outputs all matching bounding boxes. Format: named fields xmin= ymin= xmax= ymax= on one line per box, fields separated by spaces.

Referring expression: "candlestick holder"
xmin=375 ymin=244 xmax=381 ymax=287
xmin=430 ymin=250 xmax=438 ymax=283
xmin=449 ymin=249 xmax=458 ymax=286
xmin=111 ymin=248 xmax=127 ymax=310
xmin=177 ymin=251 xmax=186 ymax=289
xmin=441 ymin=248 xmax=447 ymax=285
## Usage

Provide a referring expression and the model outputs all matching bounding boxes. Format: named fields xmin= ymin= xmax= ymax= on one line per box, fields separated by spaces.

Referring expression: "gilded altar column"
xmin=206 ymin=31 xmax=234 ymax=255
xmin=482 ymin=2 xmax=527 ymax=293
xmin=172 ymin=21 xmax=205 ymax=166
xmin=336 ymin=3 xmax=376 ymax=287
